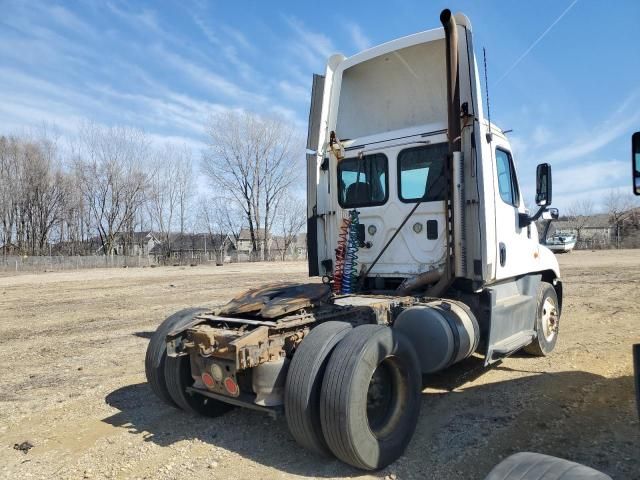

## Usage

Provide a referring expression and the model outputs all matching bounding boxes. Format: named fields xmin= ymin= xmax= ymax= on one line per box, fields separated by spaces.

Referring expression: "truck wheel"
xmin=524 ymin=282 xmax=560 ymax=356
xmin=164 ymin=354 xmax=234 ymax=416
xmin=320 ymin=325 xmax=422 ymax=470
xmin=145 ymin=308 xmax=207 ymax=407
xmin=285 ymin=321 xmax=352 ymax=456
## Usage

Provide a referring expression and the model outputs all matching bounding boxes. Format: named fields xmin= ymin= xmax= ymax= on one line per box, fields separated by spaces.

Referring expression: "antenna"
xmin=483 ymin=47 xmax=492 ymax=143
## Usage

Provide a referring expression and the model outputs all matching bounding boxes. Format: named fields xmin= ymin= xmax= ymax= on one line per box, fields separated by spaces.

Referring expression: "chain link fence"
xmin=0 ymin=255 xmax=156 ymax=273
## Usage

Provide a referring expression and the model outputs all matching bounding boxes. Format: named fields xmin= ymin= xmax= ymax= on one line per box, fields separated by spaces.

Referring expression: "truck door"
xmin=492 ymin=144 xmax=535 ymax=280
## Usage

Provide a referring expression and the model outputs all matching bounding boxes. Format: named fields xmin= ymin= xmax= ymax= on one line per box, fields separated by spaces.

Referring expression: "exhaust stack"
xmin=440 ymin=8 xmax=461 ymax=152
xmin=426 ymin=9 xmax=462 ymax=296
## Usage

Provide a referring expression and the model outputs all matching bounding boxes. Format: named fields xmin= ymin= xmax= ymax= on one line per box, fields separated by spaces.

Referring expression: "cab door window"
xmin=495 ymin=148 xmax=520 ymax=207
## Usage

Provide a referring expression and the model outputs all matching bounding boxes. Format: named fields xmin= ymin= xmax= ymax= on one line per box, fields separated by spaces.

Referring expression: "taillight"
xmin=224 ymin=376 xmax=239 ymax=396
xmin=201 ymin=372 xmax=215 ymax=389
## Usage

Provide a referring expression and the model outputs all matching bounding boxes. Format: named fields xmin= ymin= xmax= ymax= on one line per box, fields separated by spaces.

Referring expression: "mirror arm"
xmin=519 ymin=206 xmax=547 ymax=228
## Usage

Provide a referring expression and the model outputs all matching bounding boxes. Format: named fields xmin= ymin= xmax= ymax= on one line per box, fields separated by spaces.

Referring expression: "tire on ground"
xmin=144 ymin=307 xmax=208 ymax=407
xmin=164 ymin=354 xmax=234 ymax=416
xmin=524 ymin=281 xmax=560 ymax=356
xmin=284 ymin=321 xmax=352 ymax=456
xmin=320 ymin=324 xmax=422 ymax=470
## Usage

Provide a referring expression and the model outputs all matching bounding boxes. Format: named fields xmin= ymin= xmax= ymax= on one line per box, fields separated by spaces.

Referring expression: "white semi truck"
xmin=145 ymin=9 xmax=563 ymax=471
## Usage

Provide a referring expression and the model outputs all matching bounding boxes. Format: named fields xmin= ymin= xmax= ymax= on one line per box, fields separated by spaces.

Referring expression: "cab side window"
xmin=495 ymin=148 xmax=520 ymax=207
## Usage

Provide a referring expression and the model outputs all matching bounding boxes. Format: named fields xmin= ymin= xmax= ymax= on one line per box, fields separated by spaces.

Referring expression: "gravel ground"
xmin=0 ymin=251 xmax=638 ymax=480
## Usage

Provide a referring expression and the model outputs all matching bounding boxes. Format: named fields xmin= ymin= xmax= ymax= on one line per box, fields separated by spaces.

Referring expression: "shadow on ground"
xmin=132 ymin=331 xmax=154 ymax=339
xmin=103 ymin=367 xmax=639 ymax=479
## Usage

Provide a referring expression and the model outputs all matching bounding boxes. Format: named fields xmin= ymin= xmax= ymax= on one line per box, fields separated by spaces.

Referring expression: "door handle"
xmin=499 ymin=242 xmax=506 ymax=267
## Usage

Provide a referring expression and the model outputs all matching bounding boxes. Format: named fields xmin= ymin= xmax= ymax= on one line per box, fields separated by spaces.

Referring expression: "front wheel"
xmin=524 ymin=282 xmax=560 ymax=356
xmin=320 ymin=325 xmax=422 ymax=470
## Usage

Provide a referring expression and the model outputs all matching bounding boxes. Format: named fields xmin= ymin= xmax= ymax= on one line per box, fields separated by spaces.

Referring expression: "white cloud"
xmin=278 ymin=81 xmax=309 ymax=103
xmin=155 ymin=45 xmax=267 ymax=104
xmin=284 ymin=16 xmax=336 ymax=69
xmin=105 ymin=2 xmax=161 ymax=33
xmin=540 ymin=89 xmax=640 ymax=164
xmin=553 ymin=159 xmax=628 ymax=195
xmin=348 ymin=23 xmax=371 ymax=51
xmin=531 ymin=125 xmax=552 ymax=147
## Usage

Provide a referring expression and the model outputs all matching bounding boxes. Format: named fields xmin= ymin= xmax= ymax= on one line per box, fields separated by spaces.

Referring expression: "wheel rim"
xmin=541 ymin=297 xmax=558 ymax=341
xmin=366 ymin=357 xmax=407 ymax=439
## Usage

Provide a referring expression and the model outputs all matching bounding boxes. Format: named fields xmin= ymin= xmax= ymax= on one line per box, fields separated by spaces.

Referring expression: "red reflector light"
xmin=224 ymin=376 xmax=239 ymax=396
xmin=201 ymin=372 xmax=215 ymax=389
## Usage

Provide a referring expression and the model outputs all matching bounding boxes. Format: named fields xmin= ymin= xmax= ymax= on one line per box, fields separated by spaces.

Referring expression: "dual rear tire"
xmin=145 ymin=308 xmax=232 ymax=417
xmin=285 ymin=323 xmax=422 ymax=470
xmin=147 ymin=311 xmax=422 ymax=470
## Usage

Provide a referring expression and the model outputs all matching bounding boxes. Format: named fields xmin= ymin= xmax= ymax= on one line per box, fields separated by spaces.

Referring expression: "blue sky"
xmin=1 ymin=0 xmax=639 ymax=210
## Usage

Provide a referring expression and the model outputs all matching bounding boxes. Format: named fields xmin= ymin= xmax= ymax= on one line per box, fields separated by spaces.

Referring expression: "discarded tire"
xmin=144 ymin=308 xmax=208 ymax=407
xmin=320 ymin=324 xmax=422 ymax=470
xmin=285 ymin=321 xmax=352 ymax=456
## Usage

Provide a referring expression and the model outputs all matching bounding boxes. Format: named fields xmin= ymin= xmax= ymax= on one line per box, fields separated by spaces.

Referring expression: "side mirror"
xmin=541 ymin=207 xmax=559 ymax=220
xmin=633 ymin=132 xmax=640 ymax=196
xmin=535 ymin=163 xmax=552 ymax=206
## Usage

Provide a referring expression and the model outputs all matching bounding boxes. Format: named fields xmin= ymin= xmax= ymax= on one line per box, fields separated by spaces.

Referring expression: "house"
xmin=269 ymin=233 xmax=307 ymax=261
xmin=113 ymin=231 xmax=160 ymax=256
xmin=150 ymin=233 xmax=234 ymax=263
xmin=234 ymin=228 xmax=272 ymax=260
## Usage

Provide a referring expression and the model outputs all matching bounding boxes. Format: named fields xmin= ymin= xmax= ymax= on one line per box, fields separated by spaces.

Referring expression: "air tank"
xmin=393 ymin=300 xmax=479 ymax=374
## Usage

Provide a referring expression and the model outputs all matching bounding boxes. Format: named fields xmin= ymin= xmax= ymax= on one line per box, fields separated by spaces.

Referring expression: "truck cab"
xmin=307 ymin=11 xmax=560 ymax=294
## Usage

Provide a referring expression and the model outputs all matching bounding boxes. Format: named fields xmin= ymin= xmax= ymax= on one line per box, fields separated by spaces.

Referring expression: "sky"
xmin=1 ymin=0 xmax=639 ymax=211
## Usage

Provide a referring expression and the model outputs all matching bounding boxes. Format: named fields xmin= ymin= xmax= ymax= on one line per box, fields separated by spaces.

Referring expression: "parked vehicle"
xmin=145 ymin=9 xmax=564 ymax=470
xmin=544 ymin=233 xmax=576 ymax=253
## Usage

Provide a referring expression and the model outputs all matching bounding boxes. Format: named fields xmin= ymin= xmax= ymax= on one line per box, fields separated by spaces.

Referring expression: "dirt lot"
xmin=1 ymin=251 xmax=638 ymax=480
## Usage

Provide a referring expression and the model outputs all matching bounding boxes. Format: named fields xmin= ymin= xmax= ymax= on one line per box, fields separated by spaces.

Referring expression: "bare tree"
xmin=146 ymin=145 xmax=179 ymax=255
xmin=197 ymin=195 xmax=244 ymax=262
xmin=276 ymin=192 xmax=306 ymax=261
xmin=175 ymin=147 xmax=194 ymax=235
xmin=0 ymin=136 xmax=18 ymax=256
xmin=604 ymin=188 xmax=636 ymax=248
xmin=202 ymin=111 xmax=302 ymax=261
xmin=74 ymin=123 xmax=149 ymax=255
xmin=0 ymin=134 xmax=70 ymax=255
xmin=566 ymin=198 xmax=595 ymax=244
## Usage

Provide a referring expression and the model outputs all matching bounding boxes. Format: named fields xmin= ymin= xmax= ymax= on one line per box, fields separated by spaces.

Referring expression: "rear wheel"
xmin=320 ymin=324 xmax=422 ymax=470
xmin=164 ymin=355 xmax=234 ymax=416
xmin=284 ymin=321 xmax=352 ymax=456
xmin=524 ymin=282 xmax=560 ymax=356
xmin=144 ymin=308 xmax=207 ymax=407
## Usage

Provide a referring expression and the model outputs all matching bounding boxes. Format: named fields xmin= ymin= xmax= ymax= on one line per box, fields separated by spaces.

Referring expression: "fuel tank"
xmin=393 ymin=299 xmax=479 ymax=374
